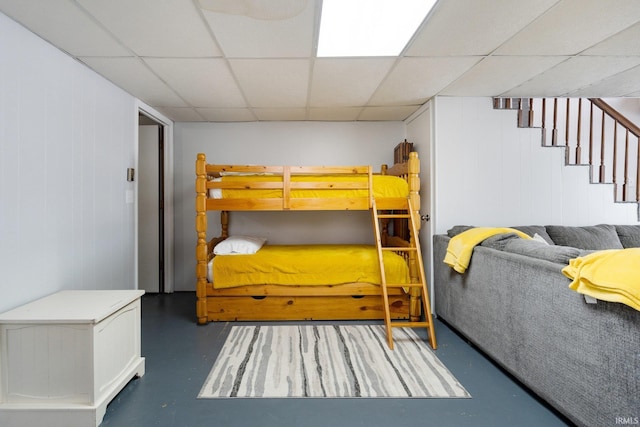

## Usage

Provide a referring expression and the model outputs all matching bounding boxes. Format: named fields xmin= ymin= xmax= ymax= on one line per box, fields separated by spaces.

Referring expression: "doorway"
xmin=138 ymin=112 xmax=165 ymax=293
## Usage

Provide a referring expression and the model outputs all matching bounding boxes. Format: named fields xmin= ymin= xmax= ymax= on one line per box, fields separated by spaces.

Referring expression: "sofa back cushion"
xmin=510 ymin=225 xmax=555 ymax=244
xmin=446 ymin=225 xmax=474 ymax=237
xmin=615 ymin=225 xmax=640 ymax=248
xmin=545 ymin=224 xmax=623 ymax=250
xmin=481 ymin=233 xmax=583 ymax=264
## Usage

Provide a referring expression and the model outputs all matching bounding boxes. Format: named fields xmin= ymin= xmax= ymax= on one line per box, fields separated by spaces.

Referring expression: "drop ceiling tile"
xmin=201 ymin=0 xmax=316 ymax=58
xmin=406 ymin=0 xmax=559 ymax=56
xmin=79 ymin=57 xmax=187 ymax=107
xmin=4 ymin=0 xmax=640 ymax=123
xmin=503 ymin=56 xmax=640 ymax=96
xmin=494 ymin=0 xmax=640 ymax=56
xmin=253 ymin=108 xmax=307 ymax=121
xmin=309 ymin=58 xmax=395 ymax=107
xmin=0 ymin=0 xmax=130 ymax=56
xmin=229 ymin=59 xmax=310 ymax=108
xmin=196 ymin=108 xmax=256 ymax=122
xmin=144 ymin=58 xmax=246 ymax=108
xmin=359 ymin=106 xmax=421 ymax=121
xmin=441 ymin=56 xmax=569 ymax=96
xmin=154 ymin=107 xmax=204 ymax=122
xmin=568 ymin=65 xmax=640 ymax=97
xmin=76 ymin=0 xmax=221 ymax=57
xmin=583 ymin=22 xmax=640 ymax=55
xmin=308 ymin=108 xmax=362 ymax=121
xmin=370 ymin=57 xmax=481 ymax=105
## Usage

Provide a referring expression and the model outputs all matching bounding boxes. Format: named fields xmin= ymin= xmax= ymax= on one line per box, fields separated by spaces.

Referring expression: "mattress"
xmin=208 ymin=244 xmax=410 ymax=289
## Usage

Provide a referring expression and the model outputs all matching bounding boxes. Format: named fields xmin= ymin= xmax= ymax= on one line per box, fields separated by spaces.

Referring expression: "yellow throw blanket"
xmin=562 ymin=248 xmax=640 ymax=311
xmin=444 ymin=227 xmax=532 ymax=273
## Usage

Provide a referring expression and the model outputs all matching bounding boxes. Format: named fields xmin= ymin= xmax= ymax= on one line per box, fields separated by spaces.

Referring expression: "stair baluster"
xmin=565 ymin=99 xmax=571 ymax=164
xmin=576 ymin=99 xmax=583 ymax=164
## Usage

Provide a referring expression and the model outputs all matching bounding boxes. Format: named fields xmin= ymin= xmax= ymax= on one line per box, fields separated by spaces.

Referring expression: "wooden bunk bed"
xmin=194 ymin=149 xmax=426 ymax=326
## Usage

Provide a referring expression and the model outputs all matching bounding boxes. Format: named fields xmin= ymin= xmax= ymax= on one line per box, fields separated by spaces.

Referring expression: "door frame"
xmin=135 ymin=101 xmax=174 ymax=293
xmin=405 ymin=100 xmax=434 ymax=312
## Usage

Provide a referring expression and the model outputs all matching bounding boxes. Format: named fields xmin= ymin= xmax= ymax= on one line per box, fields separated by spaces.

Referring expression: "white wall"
xmin=0 ymin=13 xmax=137 ymax=313
xmin=406 ymin=104 xmax=433 ymax=227
xmin=173 ymin=121 xmax=406 ymax=291
xmin=604 ymin=98 xmax=640 ymax=125
xmin=405 ymin=103 xmax=435 ymax=309
xmin=432 ymin=97 xmax=639 ymax=235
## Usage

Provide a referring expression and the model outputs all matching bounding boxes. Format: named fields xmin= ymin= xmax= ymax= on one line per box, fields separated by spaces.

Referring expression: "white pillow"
xmin=213 ymin=235 xmax=267 ymax=255
xmin=532 ymin=233 xmax=550 ymax=245
xmin=208 ymin=177 xmax=222 ymax=199
xmin=207 ymin=258 xmax=214 ymax=283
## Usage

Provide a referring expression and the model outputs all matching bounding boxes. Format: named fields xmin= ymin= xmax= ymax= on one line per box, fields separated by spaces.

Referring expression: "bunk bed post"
xmin=408 ymin=151 xmax=422 ymax=321
xmin=408 ymin=152 xmax=421 ymax=230
xmin=220 ymin=211 xmax=229 ymax=239
xmin=195 ymin=153 xmax=209 ymax=324
xmin=378 ymin=164 xmax=390 ymax=245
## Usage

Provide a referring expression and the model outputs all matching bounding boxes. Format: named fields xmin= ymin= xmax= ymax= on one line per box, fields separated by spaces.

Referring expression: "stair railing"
xmin=496 ymin=97 xmax=640 ymax=206
xmin=589 ymin=98 xmax=640 ymax=203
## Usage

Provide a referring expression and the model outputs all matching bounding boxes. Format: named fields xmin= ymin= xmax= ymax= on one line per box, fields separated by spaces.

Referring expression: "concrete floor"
xmin=101 ymin=292 xmax=572 ymax=427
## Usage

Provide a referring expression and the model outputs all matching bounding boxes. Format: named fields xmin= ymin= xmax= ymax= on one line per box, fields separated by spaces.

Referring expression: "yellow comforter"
xmin=212 ymin=244 xmax=410 ymax=289
xmin=444 ymin=227 xmax=532 ymax=273
xmin=562 ymin=248 xmax=640 ymax=311
xmin=216 ymin=175 xmax=408 ymax=199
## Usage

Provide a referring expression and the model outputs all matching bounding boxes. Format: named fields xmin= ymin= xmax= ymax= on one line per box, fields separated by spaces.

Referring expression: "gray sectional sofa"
xmin=433 ymin=224 xmax=640 ymax=427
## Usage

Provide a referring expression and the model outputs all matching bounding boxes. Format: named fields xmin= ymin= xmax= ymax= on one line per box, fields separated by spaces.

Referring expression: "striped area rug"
xmin=198 ymin=325 xmax=470 ymax=398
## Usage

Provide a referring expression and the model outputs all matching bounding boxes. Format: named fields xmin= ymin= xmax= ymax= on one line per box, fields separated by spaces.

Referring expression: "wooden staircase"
xmin=494 ymin=97 xmax=640 ymax=220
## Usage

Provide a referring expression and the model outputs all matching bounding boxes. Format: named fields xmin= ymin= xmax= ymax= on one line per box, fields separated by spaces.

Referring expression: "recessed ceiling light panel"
xmin=317 ymin=0 xmax=436 ymax=57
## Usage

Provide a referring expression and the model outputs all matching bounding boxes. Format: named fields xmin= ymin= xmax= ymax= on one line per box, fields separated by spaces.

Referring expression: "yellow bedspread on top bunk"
xmin=211 ymin=244 xmax=410 ymax=289
xmin=210 ymin=175 xmax=409 ymax=199
xmin=562 ymin=248 xmax=640 ymax=311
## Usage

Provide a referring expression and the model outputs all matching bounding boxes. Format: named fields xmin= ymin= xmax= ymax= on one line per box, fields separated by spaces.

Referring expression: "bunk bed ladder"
xmin=372 ymin=199 xmax=437 ymax=350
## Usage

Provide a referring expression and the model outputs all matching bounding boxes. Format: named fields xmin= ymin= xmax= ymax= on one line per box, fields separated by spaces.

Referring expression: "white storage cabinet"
xmin=0 ymin=290 xmax=145 ymax=427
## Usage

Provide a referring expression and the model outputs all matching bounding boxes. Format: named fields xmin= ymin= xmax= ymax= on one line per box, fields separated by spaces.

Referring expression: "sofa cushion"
xmin=481 ymin=233 xmax=583 ymax=264
xmin=446 ymin=225 xmax=556 ymax=243
xmin=615 ymin=225 xmax=640 ymax=248
xmin=447 ymin=225 xmax=474 ymax=237
xmin=545 ymin=224 xmax=623 ymax=250
xmin=510 ymin=225 xmax=555 ymax=244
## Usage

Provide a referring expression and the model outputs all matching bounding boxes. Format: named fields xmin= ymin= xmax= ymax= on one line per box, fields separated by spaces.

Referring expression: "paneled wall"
xmin=0 ymin=13 xmax=137 ymax=313
xmin=432 ymin=97 xmax=639 ymax=235
xmin=405 ymin=104 xmax=434 ymax=307
xmin=173 ymin=121 xmax=406 ymax=291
